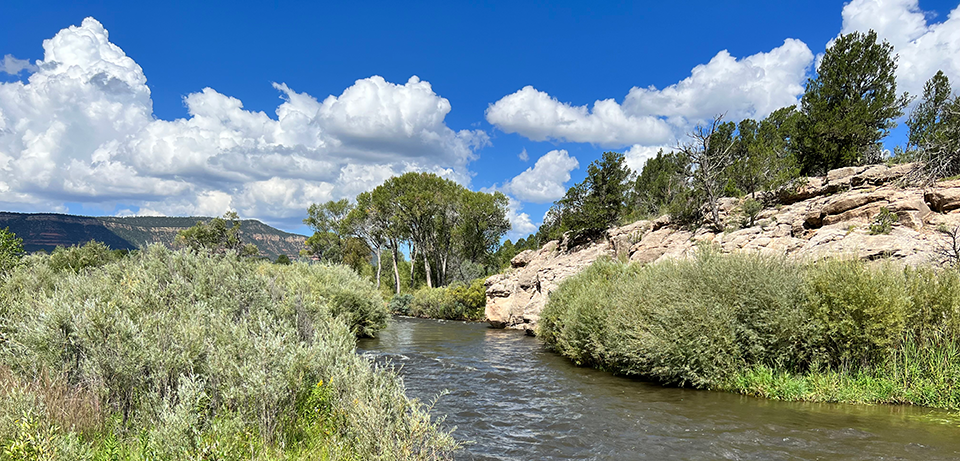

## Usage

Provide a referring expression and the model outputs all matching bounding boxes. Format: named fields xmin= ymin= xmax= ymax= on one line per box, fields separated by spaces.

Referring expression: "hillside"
xmin=486 ymin=163 xmax=960 ymax=333
xmin=0 ymin=212 xmax=307 ymax=259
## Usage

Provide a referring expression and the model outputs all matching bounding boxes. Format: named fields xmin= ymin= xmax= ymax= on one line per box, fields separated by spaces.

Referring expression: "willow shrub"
xmin=405 ymin=278 xmax=486 ymax=321
xmin=539 ymin=249 xmax=960 ymax=401
xmin=0 ymin=245 xmax=455 ymax=460
xmin=539 ymin=250 xmax=813 ymax=387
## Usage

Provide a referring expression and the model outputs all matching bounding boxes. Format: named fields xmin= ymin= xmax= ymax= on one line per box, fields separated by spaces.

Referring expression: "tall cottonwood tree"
xmin=795 ymin=29 xmax=910 ymax=175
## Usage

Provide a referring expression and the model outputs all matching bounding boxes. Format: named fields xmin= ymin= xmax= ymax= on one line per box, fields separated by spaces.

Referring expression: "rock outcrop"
xmin=486 ymin=164 xmax=960 ymax=333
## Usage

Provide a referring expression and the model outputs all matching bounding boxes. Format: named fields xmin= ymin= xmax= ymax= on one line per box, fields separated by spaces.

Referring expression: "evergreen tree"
xmin=795 ymin=30 xmax=910 ymax=175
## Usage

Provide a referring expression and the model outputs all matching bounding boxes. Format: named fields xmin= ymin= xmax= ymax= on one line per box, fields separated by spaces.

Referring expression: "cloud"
xmin=0 ymin=18 xmax=486 ymax=228
xmin=518 ymin=148 xmax=529 ymax=162
xmin=504 ymin=197 xmax=537 ymax=240
xmin=486 ymin=39 xmax=813 ymax=148
xmin=501 ymin=149 xmax=579 ymax=203
xmin=1 ymin=55 xmax=38 ymax=75
xmin=485 ymin=86 xmax=674 ymax=146
xmin=840 ymin=0 xmax=960 ymax=99
xmin=623 ymin=144 xmax=672 ymax=173
xmin=623 ymin=39 xmax=814 ymax=123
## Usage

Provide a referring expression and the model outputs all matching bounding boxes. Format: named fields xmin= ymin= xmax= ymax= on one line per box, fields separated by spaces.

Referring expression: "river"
xmin=357 ymin=317 xmax=960 ymax=460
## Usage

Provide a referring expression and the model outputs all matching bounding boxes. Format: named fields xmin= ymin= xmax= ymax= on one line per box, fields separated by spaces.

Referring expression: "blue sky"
xmin=2 ymin=0 xmax=959 ymax=238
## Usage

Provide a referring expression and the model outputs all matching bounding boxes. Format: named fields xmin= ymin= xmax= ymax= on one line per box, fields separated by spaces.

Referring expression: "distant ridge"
xmin=0 ymin=212 xmax=307 ymax=259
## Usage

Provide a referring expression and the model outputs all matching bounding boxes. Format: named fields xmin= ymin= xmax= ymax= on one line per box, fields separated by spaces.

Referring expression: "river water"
xmin=357 ymin=317 xmax=960 ymax=460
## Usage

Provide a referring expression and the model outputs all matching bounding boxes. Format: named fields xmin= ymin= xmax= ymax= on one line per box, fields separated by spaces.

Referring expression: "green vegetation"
xmin=305 ymin=172 xmax=509 ymax=295
xmin=0 ymin=246 xmax=455 ymax=460
xmin=795 ymin=29 xmax=909 ymax=175
xmin=902 ymin=71 xmax=960 ymax=184
xmin=538 ymin=251 xmax=960 ymax=410
xmin=868 ymin=207 xmax=896 ymax=235
xmin=176 ymin=211 xmax=260 ymax=257
xmin=391 ymin=278 xmax=487 ymax=321
xmin=0 ymin=227 xmax=23 ymax=274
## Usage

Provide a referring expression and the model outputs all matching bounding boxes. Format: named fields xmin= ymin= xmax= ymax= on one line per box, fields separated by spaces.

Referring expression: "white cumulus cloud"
xmin=501 ymin=149 xmax=579 ymax=203
xmin=486 ymin=39 xmax=814 ymax=149
xmin=841 ymin=0 xmax=960 ymax=99
xmin=0 ymin=18 xmax=486 ymax=228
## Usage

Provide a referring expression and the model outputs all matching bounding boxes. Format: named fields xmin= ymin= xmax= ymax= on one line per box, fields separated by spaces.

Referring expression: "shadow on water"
xmin=358 ymin=317 xmax=960 ymax=461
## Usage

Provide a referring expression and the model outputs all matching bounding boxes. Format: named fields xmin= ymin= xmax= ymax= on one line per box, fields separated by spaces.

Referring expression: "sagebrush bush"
xmin=0 ymin=245 xmax=455 ymax=460
xmin=539 ymin=250 xmax=960 ymax=408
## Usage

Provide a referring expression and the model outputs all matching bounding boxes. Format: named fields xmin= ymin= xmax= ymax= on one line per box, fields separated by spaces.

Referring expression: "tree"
xmin=681 ymin=116 xmax=738 ymax=228
xmin=555 ymin=151 xmax=633 ymax=244
xmin=905 ymin=71 xmax=960 ymax=184
xmin=176 ymin=212 xmax=259 ymax=256
xmin=0 ymin=227 xmax=24 ymax=274
xmin=455 ymin=190 xmax=510 ymax=272
xmin=631 ymin=149 xmax=690 ymax=218
xmin=730 ymin=107 xmax=802 ymax=198
xmin=303 ymin=199 xmax=356 ymax=263
xmin=795 ymin=29 xmax=910 ymax=175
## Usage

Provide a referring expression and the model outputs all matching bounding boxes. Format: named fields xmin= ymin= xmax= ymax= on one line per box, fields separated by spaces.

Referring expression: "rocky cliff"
xmin=0 ymin=212 xmax=307 ymax=260
xmin=485 ymin=164 xmax=960 ymax=333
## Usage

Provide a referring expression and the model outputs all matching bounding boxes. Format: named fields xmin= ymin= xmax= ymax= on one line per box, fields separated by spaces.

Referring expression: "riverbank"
xmin=537 ymin=251 xmax=960 ymax=411
xmin=0 ymin=246 xmax=456 ymax=460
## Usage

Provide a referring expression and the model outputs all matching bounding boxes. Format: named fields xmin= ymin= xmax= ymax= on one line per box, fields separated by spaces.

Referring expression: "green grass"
xmin=538 ymin=249 xmax=960 ymax=410
xmin=0 ymin=245 xmax=456 ymax=460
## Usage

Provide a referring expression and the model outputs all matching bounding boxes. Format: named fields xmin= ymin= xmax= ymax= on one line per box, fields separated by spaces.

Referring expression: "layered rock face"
xmin=485 ymin=164 xmax=960 ymax=333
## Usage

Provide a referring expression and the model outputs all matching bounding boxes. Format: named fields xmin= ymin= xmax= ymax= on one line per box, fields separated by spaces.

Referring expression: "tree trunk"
xmin=391 ymin=240 xmax=401 ymax=295
xmin=424 ymin=253 xmax=433 ymax=289
xmin=409 ymin=243 xmax=417 ymax=288
xmin=375 ymin=243 xmax=382 ymax=289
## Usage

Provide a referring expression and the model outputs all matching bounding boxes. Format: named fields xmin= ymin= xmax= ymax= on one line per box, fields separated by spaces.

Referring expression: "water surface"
xmin=358 ymin=317 xmax=960 ymax=460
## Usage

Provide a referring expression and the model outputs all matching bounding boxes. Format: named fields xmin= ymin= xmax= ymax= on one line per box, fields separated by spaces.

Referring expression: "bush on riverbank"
xmin=0 ymin=246 xmax=456 ymax=460
xmin=538 ymin=250 xmax=960 ymax=409
xmin=395 ymin=278 xmax=486 ymax=321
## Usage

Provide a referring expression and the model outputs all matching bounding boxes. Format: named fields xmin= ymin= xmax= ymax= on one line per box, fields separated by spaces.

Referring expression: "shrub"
xmin=539 ymin=251 xmax=960 ymax=409
xmin=388 ymin=293 xmax=414 ymax=315
xmin=0 ymin=246 xmax=454 ymax=459
xmin=48 ymin=241 xmax=115 ymax=273
xmin=868 ymin=207 xmax=896 ymax=235
xmin=407 ymin=278 xmax=487 ymax=321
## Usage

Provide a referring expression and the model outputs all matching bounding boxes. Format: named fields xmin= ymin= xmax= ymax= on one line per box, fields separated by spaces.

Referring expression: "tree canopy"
xmin=176 ymin=212 xmax=259 ymax=256
xmin=795 ymin=29 xmax=909 ymax=175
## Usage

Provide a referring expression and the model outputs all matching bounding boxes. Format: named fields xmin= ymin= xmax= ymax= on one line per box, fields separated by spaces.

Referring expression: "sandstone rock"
xmin=925 ymin=186 xmax=960 ymax=213
xmin=511 ymin=250 xmax=536 ymax=268
xmin=487 ymin=165 xmax=960 ymax=332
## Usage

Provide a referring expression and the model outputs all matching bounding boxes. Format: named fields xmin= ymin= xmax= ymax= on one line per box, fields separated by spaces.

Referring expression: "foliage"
xmin=275 ymin=254 xmax=292 ymax=265
xmin=795 ymin=30 xmax=910 ymax=175
xmin=0 ymin=246 xmax=455 ymax=460
xmin=388 ymin=293 xmax=414 ymax=316
xmin=739 ymin=198 xmax=764 ymax=228
xmin=628 ymin=149 xmax=690 ymax=220
xmin=538 ymin=252 xmax=960 ymax=409
xmin=0 ymin=228 xmax=23 ymax=275
xmin=331 ymin=172 xmax=508 ymax=292
xmin=176 ymin=211 xmax=259 ymax=256
xmin=405 ymin=278 xmax=487 ymax=321
xmin=303 ymin=199 xmax=362 ymax=265
xmin=904 ymin=71 xmax=960 ymax=184
xmin=681 ymin=116 xmax=739 ymax=228
xmin=542 ymin=151 xmax=632 ymax=245
xmin=47 ymin=240 xmax=116 ymax=273
xmin=868 ymin=207 xmax=896 ymax=235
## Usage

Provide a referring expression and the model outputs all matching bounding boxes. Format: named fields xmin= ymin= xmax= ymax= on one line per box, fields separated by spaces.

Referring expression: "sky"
xmin=2 ymin=0 xmax=960 ymax=238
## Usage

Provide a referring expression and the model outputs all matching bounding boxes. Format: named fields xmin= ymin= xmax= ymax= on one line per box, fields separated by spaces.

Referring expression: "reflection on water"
xmin=358 ymin=317 xmax=960 ymax=460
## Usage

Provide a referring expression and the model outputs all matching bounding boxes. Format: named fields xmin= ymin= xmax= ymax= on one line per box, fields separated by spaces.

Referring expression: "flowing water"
xmin=357 ymin=317 xmax=960 ymax=460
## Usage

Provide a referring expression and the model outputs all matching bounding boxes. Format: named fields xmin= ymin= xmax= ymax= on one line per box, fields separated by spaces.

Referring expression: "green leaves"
xmin=0 ymin=227 xmax=24 ymax=275
xmin=796 ymin=29 xmax=909 ymax=175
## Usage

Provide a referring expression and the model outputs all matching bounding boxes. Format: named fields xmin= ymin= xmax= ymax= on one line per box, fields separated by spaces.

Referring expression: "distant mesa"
xmin=0 ymin=212 xmax=306 ymax=260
